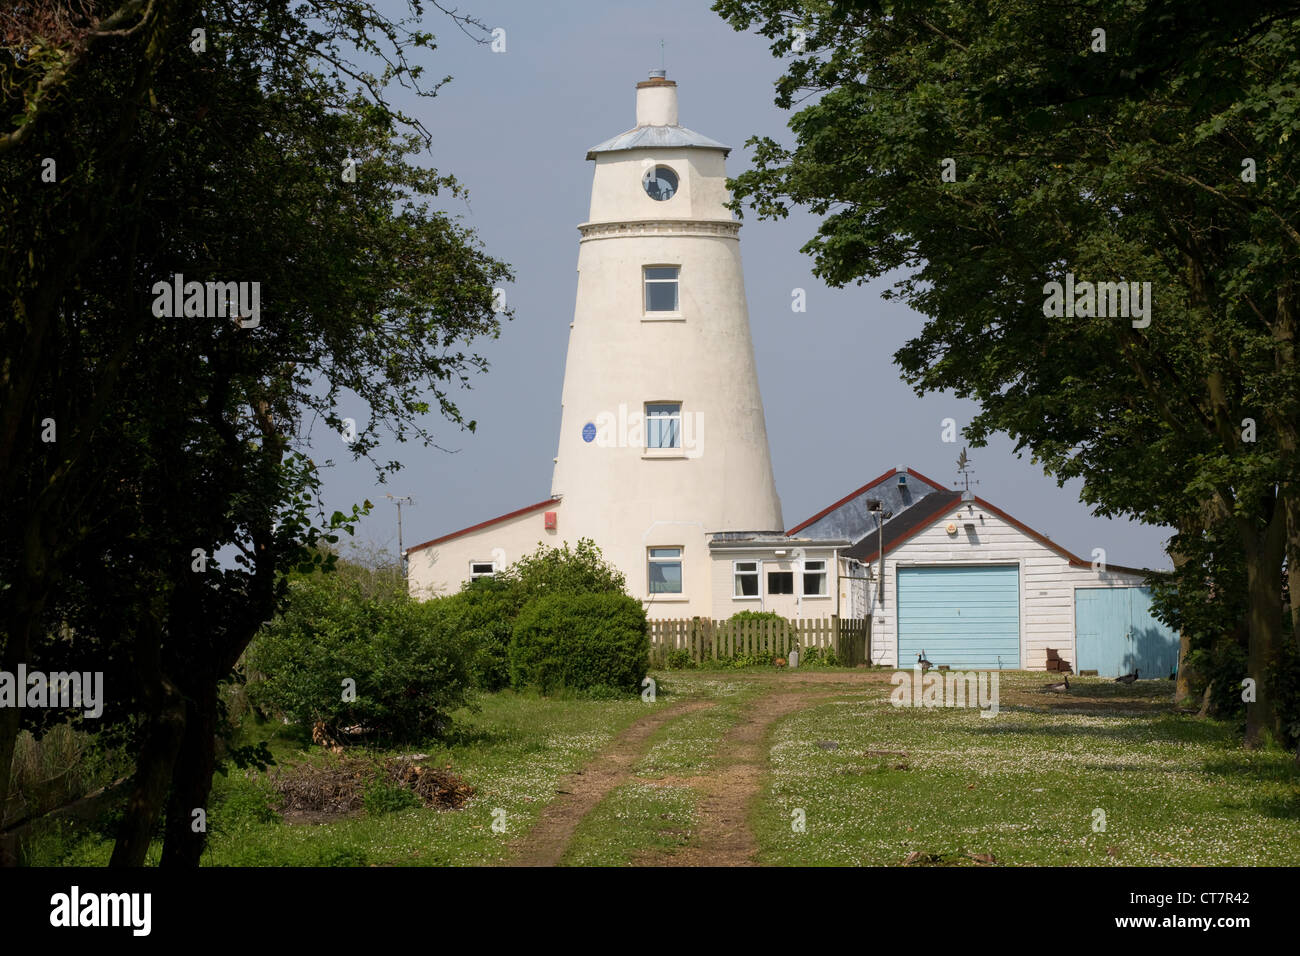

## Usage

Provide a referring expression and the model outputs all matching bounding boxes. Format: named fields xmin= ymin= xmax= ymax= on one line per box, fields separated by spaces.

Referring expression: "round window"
xmin=642 ymin=165 xmax=679 ymax=201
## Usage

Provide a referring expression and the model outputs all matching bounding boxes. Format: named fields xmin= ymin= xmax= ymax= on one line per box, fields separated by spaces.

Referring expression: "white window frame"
xmin=767 ymin=568 xmax=795 ymax=596
xmin=647 ymin=546 xmax=684 ymax=595
xmin=645 ymin=402 xmax=682 ymax=449
xmin=733 ymin=560 xmax=760 ymax=599
xmin=801 ymin=558 xmax=829 ymax=597
xmin=469 ymin=560 xmax=496 ymax=581
xmin=643 ymin=265 xmax=680 ymax=315
xmin=642 ymin=164 xmax=680 ymax=201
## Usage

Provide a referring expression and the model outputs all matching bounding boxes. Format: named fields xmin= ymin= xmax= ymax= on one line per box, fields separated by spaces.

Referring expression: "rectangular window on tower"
xmin=644 ymin=266 xmax=680 ymax=313
xmin=645 ymin=403 xmax=681 ymax=449
xmin=648 ymin=547 xmax=683 ymax=594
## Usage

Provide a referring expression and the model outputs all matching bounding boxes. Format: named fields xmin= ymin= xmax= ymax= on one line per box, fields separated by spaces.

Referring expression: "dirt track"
xmin=506 ymin=670 xmax=891 ymax=867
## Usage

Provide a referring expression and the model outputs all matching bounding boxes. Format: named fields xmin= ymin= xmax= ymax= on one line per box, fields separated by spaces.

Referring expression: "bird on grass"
xmin=1114 ymin=670 xmax=1139 ymax=684
xmin=1041 ymin=676 xmax=1069 ymax=693
xmin=917 ymin=650 xmax=933 ymax=673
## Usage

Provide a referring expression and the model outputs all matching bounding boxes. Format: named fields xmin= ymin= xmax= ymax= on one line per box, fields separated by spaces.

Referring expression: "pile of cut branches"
xmin=269 ymin=756 xmax=474 ymax=816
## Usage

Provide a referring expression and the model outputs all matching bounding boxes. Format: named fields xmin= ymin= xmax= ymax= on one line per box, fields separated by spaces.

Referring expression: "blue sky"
xmin=316 ymin=0 xmax=1172 ymax=571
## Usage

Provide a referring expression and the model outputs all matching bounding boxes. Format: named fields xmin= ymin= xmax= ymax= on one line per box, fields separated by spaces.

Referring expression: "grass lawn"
xmin=560 ymin=673 xmax=763 ymax=864
xmin=754 ymin=671 xmax=1300 ymax=866
xmin=633 ymin=676 xmax=763 ymax=778
xmin=18 ymin=667 xmax=1300 ymax=866
xmin=24 ymin=686 xmax=678 ymax=866
xmin=561 ymin=782 xmax=697 ymax=865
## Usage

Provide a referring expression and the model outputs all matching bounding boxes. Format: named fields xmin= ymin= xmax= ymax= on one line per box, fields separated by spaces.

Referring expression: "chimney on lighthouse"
xmin=636 ymin=69 xmax=678 ymax=127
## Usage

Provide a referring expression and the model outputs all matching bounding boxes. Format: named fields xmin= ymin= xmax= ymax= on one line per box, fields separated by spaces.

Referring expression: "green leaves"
xmin=721 ymin=0 xmax=1300 ymax=534
xmin=1 ymin=0 xmax=515 ymax=859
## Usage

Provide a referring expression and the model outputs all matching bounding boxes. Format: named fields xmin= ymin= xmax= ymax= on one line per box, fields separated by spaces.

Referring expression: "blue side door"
xmin=1074 ymin=586 xmax=1178 ymax=678
xmin=896 ymin=565 xmax=1020 ymax=670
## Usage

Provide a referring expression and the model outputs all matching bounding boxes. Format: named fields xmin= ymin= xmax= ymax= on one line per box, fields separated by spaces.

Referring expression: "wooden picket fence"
xmin=647 ymin=615 xmax=869 ymax=668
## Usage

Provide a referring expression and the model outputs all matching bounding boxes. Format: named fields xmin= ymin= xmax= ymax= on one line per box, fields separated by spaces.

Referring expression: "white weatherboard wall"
xmin=865 ymin=500 xmax=1148 ymax=669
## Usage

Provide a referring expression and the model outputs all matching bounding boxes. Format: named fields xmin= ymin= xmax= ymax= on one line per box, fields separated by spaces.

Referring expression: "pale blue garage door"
xmin=897 ymin=565 xmax=1020 ymax=670
xmin=1075 ymin=587 xmax=1179 ymax=678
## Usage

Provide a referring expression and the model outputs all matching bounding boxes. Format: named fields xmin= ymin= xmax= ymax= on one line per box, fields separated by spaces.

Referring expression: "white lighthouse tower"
xmin=406 ymin=70 xmax=784 ymax=618
xmin=550 ymin=69 xmax=783 ymax=616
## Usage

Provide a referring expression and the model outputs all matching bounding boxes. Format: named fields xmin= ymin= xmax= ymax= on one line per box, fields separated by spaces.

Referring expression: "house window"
xmin=644 ymin=266 xmax=679 ymax=312
xmin=469 ymin=561 xmax=496 ymax=580
xmin=645 ymin=403 xmax=681 ymax=449
xmin=768 ymin=571 xmax=794 ymax=595
xmin=802 ymin=560 xmax=828 ymax=596
xmin=648 ymin=547 xmax=683 ymax=594
xmin=734 ymin=560 xmax=759 ymax=597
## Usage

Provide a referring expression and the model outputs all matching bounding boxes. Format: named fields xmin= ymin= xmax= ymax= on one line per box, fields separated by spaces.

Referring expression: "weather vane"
xmin=956 ymin=448 xmax=980 ymax=497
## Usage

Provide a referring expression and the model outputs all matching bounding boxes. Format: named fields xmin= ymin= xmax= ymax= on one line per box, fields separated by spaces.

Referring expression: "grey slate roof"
xmin=843 ymin=490 xmax=963 ymax=563
xmin=586 ymin=125 xmax=731 ymax=160
xmin=788 ymin=469 xmax=948 ymax=544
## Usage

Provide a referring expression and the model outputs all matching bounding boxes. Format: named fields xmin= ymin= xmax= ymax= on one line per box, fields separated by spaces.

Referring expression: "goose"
xmin=1041 ymin=676 xmax=1069 ymax=693
xmin=1114 ymin=670 xmax=1139 ymax=684
xmin=917 ymin=650 xmax=934 ymax=673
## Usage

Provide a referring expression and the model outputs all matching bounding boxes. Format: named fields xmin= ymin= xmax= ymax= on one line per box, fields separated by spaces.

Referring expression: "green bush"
xmin=363 ymin=780 xmax=421 ymax=815
xmin=509 ymin=592 xmax=649 ymax=694
xmin=664 ymin=648 xmax=694 ymax=670
xmin=503 ymin=538 xmax=627 ymax=602
xmin=437 ymin=539 xmax=629 ymax=691
xmin=693 ymin=612 xmax=802 ymax=669
xmin=727 ymin=610 xmax=793 ymax=628
xmin=800 ymin=645 xmax=840 ymax=667
xmin=209 ymin=772 xmax=279 ymax=830
xmin=732 ymin=652 xmax=775 ymax=669
xmin=437 ymin=576 xmax=516 ymax=691
xmin=246 ymin=574 xmax=474 ymax=742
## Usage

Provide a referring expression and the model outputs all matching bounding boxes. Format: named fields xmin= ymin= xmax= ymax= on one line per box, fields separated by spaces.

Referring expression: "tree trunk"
xmin=0 ymin=581 xmax=46 ymax=841
xmin=1287 ymin=491 xmax=1300 ymax=648
xmin=1242 ymin=508 xmax=1287 ymax=748
xmin=1175 ymin=627 xmax=1195 ymax=705
xmin=159 ymin=683 xmax=217 ymax=867
xmin=109 ymin=674 xmax=185 ymax=866
xmin=1170 ymin=536 xmax=1195 ymax=705
xmin=0 ymin=647 xmax=27 ymax=836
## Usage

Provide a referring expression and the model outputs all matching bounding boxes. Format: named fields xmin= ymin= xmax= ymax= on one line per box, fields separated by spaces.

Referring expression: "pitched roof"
xmin=404 ymin=498 xmax=560 ymax=555
xmin=842 ymin=481 xmax=1153 ymax=577
xmin=786 ymin=467 xmax=944 ymax=536
xmin=843 ymin=490 xmax=962 ymax=562
xmin=586 ymin=125 xmax=731 ymax=160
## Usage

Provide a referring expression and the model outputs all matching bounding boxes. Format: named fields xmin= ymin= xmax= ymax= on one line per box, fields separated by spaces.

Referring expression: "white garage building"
xmin=790 ymin=467 xmax=1176 ymax=674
